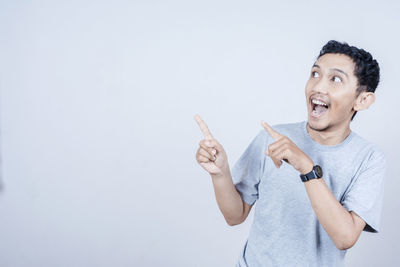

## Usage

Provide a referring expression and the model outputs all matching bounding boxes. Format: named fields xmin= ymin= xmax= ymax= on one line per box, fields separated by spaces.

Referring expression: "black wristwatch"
xmin=300 ymin=165 xmax=323 ymax=182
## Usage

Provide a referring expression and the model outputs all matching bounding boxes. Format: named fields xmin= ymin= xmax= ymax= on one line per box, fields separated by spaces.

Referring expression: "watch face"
xmin=315 ymin=165 xmax=323 ymax=177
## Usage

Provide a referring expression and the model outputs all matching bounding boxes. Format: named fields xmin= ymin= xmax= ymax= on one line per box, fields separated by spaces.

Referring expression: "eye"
xmin=311 ymin=71 xmax=319 ymax=78
xmin=332 ymin=76 xmax=342 ymax=83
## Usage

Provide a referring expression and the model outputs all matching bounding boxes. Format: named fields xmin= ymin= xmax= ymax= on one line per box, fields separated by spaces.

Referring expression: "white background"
xmin=1 ymin=0 xmax=399 ymax=266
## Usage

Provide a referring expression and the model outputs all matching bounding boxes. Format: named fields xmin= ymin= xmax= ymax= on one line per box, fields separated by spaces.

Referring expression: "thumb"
xmin=204 ymin=139 xmax=224 ymax=152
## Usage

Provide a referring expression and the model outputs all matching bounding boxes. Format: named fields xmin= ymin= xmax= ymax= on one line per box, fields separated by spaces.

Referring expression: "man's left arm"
xmin=303 ymin=177 xmax=366 ymax=250
xmin=261 ymin=121 xmax=367 ymax=250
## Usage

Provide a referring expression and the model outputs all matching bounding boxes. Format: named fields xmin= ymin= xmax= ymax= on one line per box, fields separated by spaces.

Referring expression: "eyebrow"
xmin=312 ymin=63 xmax=348 ymax=78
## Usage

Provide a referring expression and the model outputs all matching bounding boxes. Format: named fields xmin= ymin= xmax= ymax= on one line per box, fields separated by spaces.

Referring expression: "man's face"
xmin=305 ymin=53 xmax=359 ymax=132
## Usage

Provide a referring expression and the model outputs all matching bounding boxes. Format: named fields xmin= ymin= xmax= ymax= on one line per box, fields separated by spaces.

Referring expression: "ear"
xmin=354 ymin=91 xmax=375 ymax=111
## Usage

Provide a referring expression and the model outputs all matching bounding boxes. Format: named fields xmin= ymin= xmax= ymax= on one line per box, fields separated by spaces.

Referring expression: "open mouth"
xmin=310 ymin=98 xmax=329 ymax=118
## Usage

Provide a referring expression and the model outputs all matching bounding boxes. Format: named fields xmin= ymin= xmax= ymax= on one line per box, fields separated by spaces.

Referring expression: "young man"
xmin=194 ymin=40 xmax=386 ymax=266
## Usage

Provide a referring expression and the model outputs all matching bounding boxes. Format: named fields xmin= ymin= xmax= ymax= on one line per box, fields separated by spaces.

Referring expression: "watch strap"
xmin=300 ymin=165 xmax=322 ymax=182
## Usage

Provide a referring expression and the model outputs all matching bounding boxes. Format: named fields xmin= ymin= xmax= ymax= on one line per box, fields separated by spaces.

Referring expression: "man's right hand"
xmin=194 ymin=114 xmax=229 ymax=177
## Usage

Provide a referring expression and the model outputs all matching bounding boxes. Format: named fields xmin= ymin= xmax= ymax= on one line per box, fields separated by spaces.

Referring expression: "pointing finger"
xmin=194 ymin=114 xmax=214 ymax=140
xmin=261 ymin=121 xmax=282 ymax=140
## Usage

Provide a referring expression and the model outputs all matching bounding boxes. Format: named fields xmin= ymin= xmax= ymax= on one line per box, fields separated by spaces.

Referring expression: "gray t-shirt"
xmin=232 ymin=121 xmax=386 ymax=267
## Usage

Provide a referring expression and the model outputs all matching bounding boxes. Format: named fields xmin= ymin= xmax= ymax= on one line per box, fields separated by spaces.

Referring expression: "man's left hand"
xmin=261 ymin=121 xmax=314 ymax=175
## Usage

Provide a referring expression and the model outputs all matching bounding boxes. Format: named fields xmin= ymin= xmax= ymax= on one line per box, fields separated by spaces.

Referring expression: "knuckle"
xmin=199 ymin=150 xmax=207 ymax=158
xmin=199 ymin=143 xmax=208 ymax=150
xmin=201 ymin=148 xmax=210 ymax=155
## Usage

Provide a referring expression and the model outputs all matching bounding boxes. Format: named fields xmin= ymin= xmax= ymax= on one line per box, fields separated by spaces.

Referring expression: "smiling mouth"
xmin=310 ymin=98 xmax=329 ymax=118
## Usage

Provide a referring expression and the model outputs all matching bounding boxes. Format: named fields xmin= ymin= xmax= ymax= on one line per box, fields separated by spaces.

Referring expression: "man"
xmin=194 ymin=40 xmax=386 ymax=266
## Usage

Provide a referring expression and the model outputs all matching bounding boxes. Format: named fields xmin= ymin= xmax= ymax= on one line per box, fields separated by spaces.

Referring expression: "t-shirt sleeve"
xmin=231 ymin=129 xmax=268 ymax=206
xmin=340 ymin=148 xmax=387 ymax=233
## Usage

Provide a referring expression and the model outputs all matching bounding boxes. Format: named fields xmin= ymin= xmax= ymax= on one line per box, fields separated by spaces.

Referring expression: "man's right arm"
xmin=211 ymin=169 xmax=253 ymax=226
xmin=193 ymin=115 xmax=253 ymax=226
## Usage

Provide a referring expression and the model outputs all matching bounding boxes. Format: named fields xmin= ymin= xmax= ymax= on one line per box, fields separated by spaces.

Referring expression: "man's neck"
xmin=306 ymin=121 xmax=351 ymax=146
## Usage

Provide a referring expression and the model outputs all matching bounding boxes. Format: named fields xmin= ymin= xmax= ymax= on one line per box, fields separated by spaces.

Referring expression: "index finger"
xmin=194 ymin=114 xmax=214 ymax=140
xmin=261 ymin=120 xmax=282 ymax=140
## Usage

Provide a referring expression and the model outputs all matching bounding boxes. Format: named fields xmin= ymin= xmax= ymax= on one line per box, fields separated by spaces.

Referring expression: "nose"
xmin=310 ymin=78 xmax=329 ymax=94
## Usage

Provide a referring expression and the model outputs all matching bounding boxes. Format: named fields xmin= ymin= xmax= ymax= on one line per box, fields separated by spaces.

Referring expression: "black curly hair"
xmin=317 ymin=40 xmax=380 ymax=121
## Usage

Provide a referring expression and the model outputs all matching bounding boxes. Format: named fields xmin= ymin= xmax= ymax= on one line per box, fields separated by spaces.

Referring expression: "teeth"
xmin=312 ymin=99 xmax=328 ymax=107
